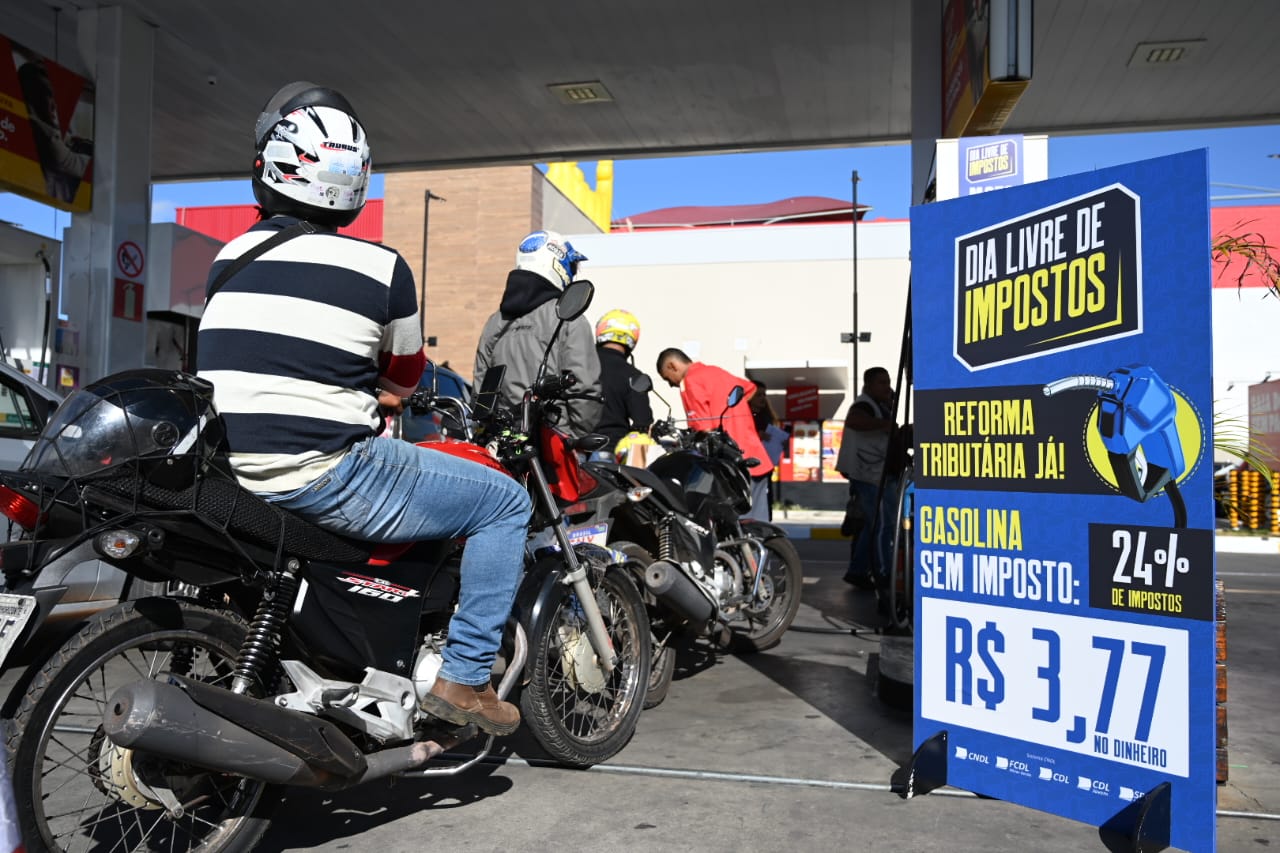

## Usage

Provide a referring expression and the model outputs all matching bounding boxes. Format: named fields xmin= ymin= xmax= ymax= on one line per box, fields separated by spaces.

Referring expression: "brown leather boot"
xmin=420 ymin=676 xmax=521 ymax=736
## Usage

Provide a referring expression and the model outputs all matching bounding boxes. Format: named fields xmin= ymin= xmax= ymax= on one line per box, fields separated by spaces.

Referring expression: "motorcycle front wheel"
xmin=6 ymin=598 xmax=276 ymax=853
xmin=729 ymin=536 xmax=804 ymax=653
xmin=520 ymin=566 xmax=650 ymax=768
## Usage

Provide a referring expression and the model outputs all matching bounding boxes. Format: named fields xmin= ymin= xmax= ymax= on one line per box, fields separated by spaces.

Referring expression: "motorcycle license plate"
xmin=566 ymin=522 xmax=609 ymax=548
xmin=0 ymin=593 xmax=35 ymax=669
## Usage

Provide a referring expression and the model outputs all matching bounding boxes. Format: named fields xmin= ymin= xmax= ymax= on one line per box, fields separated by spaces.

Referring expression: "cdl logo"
xmin=954 ymin=746 xmax=990 ymax=764
xmin=995 ymin=757 xmax=1029 ymax=773
xmin=1039 ymin=767 xmax=1070 ymax=784
xmin=1119 ymin=787 xmax=1144 ymax=802
xmin=1078 ymin=776 xmax=1111 ymax=794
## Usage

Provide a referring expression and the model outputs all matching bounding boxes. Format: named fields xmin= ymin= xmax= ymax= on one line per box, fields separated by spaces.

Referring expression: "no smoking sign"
xmin=116 ymin=241 xmax=145 ymax=279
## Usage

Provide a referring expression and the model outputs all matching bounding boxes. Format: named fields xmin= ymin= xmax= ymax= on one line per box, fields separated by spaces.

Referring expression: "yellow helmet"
xmin=595 ymin=309 xmax=640 ymax=351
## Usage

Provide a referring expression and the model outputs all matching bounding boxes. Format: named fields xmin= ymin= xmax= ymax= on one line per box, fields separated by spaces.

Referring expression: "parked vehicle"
xmin=0 ymin=363 xmax=61 ymax=478
xmin=580 ymin=378 xmax=803 ymax=707
xmin=1 ymin=362 xmax=166 ymax=690
xmin=0 ymin=282 xmax=650 ymax=853
xmin=396 ymin=359 xmax=472 ymax=443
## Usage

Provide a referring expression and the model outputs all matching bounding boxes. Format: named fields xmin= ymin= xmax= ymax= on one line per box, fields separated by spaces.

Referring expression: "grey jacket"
xmin=474 ymin=270 xmax=603 ymax=439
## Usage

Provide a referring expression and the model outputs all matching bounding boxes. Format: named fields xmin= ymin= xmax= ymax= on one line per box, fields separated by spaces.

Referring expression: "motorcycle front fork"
xmin=527 ymin=458 xmax=617 ymax=673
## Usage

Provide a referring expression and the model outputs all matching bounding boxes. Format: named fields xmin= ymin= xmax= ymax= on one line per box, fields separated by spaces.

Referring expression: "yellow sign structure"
xmin=545 ymin=161 xmax=614 ymax=233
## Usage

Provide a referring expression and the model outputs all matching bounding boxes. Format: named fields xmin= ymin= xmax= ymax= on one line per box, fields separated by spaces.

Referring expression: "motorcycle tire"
xmin=729 ymin=535 xmax=804 ymax=654
xmin=609 ymin=541 xmax=676 ymax=710
xmin=520 ymin=566 xmax=651 ymax=768
xmin=6 ymin=598 xmax=277 ymax=853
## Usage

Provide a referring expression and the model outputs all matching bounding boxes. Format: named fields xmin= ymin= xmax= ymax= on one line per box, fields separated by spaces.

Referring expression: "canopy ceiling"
xmin=4 ymin=0 xmax=1278 ymax=181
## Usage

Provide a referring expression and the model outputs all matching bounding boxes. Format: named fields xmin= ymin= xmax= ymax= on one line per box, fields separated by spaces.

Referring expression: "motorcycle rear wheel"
xmin=730 ymin=536 xmax=804 ymax=653
xmin=609 ymin=541 xmax=675 ymax=710
xmin=6 ymin=598 xmax=276 ymax=853
xmin=521 ymin=567 xmax=650 ymax=768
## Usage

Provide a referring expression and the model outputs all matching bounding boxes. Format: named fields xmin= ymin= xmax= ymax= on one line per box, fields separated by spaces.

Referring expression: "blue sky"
xmin=2 ymin=125 xmax=1278 ymax=240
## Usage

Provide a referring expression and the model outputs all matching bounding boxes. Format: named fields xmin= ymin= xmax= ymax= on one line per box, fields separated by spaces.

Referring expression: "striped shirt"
xmin=197 ymin=216 xmax=425 ymax=493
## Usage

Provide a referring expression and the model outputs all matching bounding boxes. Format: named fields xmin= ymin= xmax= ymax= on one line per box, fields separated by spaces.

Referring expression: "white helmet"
xmin=515 ymin=230 xmax=587 ymax=289
xmin=252 ymin=82 xmax=370 ymax=228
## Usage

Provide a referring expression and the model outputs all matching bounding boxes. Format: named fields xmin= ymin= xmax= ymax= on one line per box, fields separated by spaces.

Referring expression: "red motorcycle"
xmin=0 ymin=281 xmax=649 ymax=853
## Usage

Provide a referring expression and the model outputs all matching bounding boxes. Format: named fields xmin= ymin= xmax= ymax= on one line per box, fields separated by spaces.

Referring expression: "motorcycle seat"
xmin=81 ymin=467 xmax=372 ymax=563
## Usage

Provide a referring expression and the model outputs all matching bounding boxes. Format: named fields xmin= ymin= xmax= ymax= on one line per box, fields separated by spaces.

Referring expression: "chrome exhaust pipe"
xmin=644 ymin=559 xmax=716 ymax=624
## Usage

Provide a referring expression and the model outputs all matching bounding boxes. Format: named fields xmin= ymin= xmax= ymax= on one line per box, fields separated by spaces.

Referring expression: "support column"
xmin=910 ymin=0 xmax=943 ymax=206
xmin=60 ymin=6 xmax=153 ymax=386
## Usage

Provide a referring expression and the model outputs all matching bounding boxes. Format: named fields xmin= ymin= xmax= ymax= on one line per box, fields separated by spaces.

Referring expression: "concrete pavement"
xmin=263 ymin=539 xmax=1280 ymax=853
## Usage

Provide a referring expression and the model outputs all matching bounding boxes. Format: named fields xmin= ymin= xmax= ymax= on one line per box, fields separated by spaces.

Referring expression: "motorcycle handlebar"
xmin=531 ymin=369 xmax=578 ymax=399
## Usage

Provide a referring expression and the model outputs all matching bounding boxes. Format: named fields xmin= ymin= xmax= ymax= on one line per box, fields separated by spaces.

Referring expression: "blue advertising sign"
xmin=958 ymin=134 xmax=1026 ymax=196
xmin=910 ymin=150 xmax=1216 ymax=852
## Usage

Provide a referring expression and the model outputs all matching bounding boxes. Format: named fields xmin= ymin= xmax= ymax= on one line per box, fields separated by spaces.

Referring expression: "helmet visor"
xmin=24 ymin=390 xmax=136 ymax=478
xmin=565 ymin=243 xmax=588 ymax=279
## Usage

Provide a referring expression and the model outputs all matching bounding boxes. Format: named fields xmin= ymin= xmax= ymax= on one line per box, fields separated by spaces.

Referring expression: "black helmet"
xmin=251 ymin=81 xmax=370 ymax=228
xmin=23 ymin=369 xmax=226 ymax=490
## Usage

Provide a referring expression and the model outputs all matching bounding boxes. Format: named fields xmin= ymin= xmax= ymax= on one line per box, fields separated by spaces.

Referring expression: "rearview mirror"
xmin=727 ymin=385 xmax=746 ymax=408
xmin=473 ymin=365 xmax=506 ymax=418
xmin=556 ymin=280 xmax=594 ymax=321
xmin=629 ymin=373 xmax=653 ymax=394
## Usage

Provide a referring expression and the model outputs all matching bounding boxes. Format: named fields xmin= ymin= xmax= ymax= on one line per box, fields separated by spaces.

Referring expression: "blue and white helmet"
xmin=252 ymin=82 xmax=370 ymax=228
xmin=516 ymin=230 xmax=587 ymax=289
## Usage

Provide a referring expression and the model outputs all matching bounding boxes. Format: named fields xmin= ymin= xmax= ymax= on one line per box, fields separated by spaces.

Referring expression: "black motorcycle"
xmin=0 ymin=281 xmax=649 ymax=853
xmin=581 ymin=380 xmax=803 ymax=707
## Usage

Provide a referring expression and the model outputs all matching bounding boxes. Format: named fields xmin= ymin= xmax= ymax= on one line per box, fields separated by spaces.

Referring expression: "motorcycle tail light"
xmin=626 ymin=486 xmax=653 ymax=502
xmin=0 ymin=484 xmax=42 ymax=531
xmin=96 ymin=530 xmax=142 ymax=559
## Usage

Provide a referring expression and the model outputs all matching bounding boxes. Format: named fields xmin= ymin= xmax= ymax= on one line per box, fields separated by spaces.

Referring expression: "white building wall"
xmin=568 ymin=221 xmax=912 ymax=422
xmin=1212 ymin=286 xmax=1280 ymax=460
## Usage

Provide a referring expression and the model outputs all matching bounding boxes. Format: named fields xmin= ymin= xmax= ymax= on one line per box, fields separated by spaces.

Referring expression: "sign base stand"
xmin=896 ymin=729 xmax=948 ymax=799
xmin=1099 ymin=781 xmax=1172 ymax=853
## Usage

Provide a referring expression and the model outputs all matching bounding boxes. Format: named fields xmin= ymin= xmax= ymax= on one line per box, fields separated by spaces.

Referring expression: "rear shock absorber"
xmin=231 ymin=557 xmax=302 ymax=695
xmin=657 ymin=515 xmax=675 ymax=562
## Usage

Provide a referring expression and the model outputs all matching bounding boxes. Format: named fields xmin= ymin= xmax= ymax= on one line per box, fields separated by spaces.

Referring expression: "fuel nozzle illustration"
xmin=1044 ymin=364 xmax=1188 ymax=527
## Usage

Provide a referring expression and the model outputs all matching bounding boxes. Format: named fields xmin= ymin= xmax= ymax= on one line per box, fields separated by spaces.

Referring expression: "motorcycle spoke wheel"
xmin=521 ymin=569 xmax=650 ymax=768
xmin=643 ymin=632 xmax=677 ymax=710
xmin=8 ymin=600 xmax=276 ymax=853
xmin=606 ymin=542 xmax=674 ymax=710
xmin=730 ymin=537 xmax=804 ymax=653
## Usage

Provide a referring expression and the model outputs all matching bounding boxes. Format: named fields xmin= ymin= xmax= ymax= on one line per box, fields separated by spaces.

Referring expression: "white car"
xmin=0 ymin=362 xmax=63 ymax=472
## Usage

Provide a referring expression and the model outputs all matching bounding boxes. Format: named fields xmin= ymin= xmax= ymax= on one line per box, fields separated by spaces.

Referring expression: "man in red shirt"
xmin=657 ymin=348 xmax=774 ymax=520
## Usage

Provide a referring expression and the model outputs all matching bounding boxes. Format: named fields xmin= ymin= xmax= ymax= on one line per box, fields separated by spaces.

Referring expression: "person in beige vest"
xmin=835 ymin=366 xmax=901 ymax=595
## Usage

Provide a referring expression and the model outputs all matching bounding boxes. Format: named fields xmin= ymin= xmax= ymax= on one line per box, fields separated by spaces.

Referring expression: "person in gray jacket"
xmin=474 ymin=230 xmax=603 ymax=439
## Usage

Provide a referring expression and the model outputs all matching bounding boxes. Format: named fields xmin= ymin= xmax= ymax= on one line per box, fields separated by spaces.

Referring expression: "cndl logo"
xmin=953 ymin=745 xmax=990 ymax=764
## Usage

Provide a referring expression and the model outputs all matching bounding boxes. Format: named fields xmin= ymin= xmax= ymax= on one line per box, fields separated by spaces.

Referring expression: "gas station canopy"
xmin=4 ymin=0 xmax=1279 ymax=182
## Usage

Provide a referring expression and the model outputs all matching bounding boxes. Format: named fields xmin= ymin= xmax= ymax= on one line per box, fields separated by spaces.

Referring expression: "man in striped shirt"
xmin=197 ymin=82 xmax=529 ymax=736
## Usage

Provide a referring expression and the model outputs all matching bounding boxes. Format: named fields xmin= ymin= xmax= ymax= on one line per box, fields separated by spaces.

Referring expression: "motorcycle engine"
xmin=712 ymin=549 xmax=743 ymax=597
xmin=412 ymin=635 xmax=446 ymax=702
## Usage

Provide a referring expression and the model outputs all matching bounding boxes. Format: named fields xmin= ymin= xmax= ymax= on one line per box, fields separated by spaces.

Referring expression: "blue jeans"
xmin=742 ymin=473 xmax=772 ymax=522
xmin=266 ymin=437 xmax=532 ymax=687
xmin=848 ymin=475 xmax=899 ymax=582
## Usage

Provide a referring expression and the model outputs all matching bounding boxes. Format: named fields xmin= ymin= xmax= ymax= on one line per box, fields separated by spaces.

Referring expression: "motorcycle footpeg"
xmin=415 ymin=717 xmax=480 ymax=743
